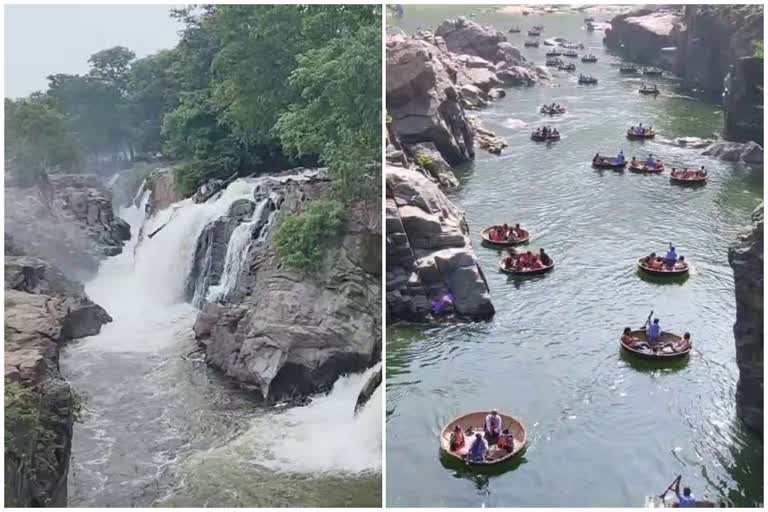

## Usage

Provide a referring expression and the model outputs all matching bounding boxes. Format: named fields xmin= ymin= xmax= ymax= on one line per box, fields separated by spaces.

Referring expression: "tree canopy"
xmin=4 ymin=4 xmax=381 ymax=202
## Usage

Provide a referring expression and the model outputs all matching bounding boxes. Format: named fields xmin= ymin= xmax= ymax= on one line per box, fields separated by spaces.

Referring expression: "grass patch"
xmin=274 ymin=199 xmax=347 ymax=272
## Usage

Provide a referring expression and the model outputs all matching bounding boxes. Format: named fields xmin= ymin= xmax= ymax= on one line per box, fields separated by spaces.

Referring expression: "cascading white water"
xmin=63 ymin=176 xmax=380 ymax=505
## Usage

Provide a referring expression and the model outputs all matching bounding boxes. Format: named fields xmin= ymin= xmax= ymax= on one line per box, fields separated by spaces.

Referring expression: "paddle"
xmin=642 ymin=309 xmax=654 ymax=330
xmin=659 ymin=475 xmax=682 ymax=499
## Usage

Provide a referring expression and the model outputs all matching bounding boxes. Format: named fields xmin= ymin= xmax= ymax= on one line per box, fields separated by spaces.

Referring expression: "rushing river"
xmin=387 ymin=7 xmax=763 ymax=507
xmin=60 ymin=180 xmax=381 ymax=507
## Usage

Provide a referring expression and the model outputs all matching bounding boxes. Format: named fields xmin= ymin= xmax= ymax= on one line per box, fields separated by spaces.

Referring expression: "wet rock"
xmin=729 ymin=203 xmax=763 ymax=435
xmin=436 ymin=17 xmax=512 ymax=64
xmin=702 ymin=141 xmax=763 ymax=164
xmin=724 ymin=56 xmax=764 ymax=143
xmin=146 ymin=167 xmax=184 ymax=213
xmin=355 ymin=367 xmax=382 ymax=414
xmin=468 ymin=117 xmax=509 ymax=155
xmin=409 ymin=143 xmax=460 ymax=188
xmin=604 ymin=7 xmax=682 ymax=66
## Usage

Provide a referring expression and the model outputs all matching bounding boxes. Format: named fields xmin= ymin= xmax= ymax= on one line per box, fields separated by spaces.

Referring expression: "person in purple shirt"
xmin=484 ymin=409 xmax=502 ymax=445
xmin=664 ymin=245 xmax=678 ymax=268
xmin=676 ymin=486 xmax=696 ymax=507
xmin=466 ymin=433 xmax=488 ymax=463
xmin=648 ymin=318 xmax=662 ymax=345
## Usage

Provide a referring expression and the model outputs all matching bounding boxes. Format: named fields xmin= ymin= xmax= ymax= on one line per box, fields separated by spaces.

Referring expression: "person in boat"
xmin=648 ymin=318 xmax=662 ymax=345
xmin=593 ymin=152 xmax=602 ymax=163
xmin=552 ymin=128 xmax=559 ymax=137
xmin=664 ymin=246 xmax=678 ymax=268
xmin=645 ymin=154 xmax=655 ymax=166
xmin=497 ymin=428 xmax=514 ymax=453
xmin=616 ymin=150 xmax=625 ymax=163
xmin=621 ymin=327 xmax=640 ymax=348
xmin=697 ymin=166 xmax=707 ymax=177
xmin=539 ymin=248 xmax=552 ymax=266
xmin=503 ymin=253 xmax=515 ymax=270
xmin=502 ymin=223 xmax=511 ymax=239
xmin=674 ymin=255 xmax=687 ymax=270
xmin=513 ymin=223 xmax=526 ymax=239
xmin=466 ymin=432 xmax=489 ymax=463
xmin=484 ymin=409 xmax=502 ymax=445
xmin=631 ymin=156 xmax=639 ymax=166
xmin=671 ymin=167 xmax=677 ymax=176
xmin=651 ymin=256 xmax=666 ymax=270
xmin=676 ymin=486 xmax=696 ymax=508
xmin=671 ymin=332 xmax=692 ymax=352
xmin=530 ymin=256 xmax=544 ymax=270
xmin=449 ymin=425 xmax=466 ymax=451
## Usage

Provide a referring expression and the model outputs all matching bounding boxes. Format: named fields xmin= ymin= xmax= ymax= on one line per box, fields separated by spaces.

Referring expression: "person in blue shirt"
xmin=484 ymin=409 xmax=502 ymax=445
xmin=676 ymin=486 xmax=696 ymax=507
xmin=648 ymin=318 xmax=662 ymax=344
xmin=664 ymin=246 xmax=678 ymax=267
xmin=466 ymin=433 xmax=488 ymax=463
xmin=616 ymin=150 xmax=625 ymax=163
xmin=645 ymin=153 xmax=655 ymax=166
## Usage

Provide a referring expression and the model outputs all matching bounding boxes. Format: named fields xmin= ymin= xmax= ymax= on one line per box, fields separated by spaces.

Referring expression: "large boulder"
xmin=729 ymin=203 xmax=763 ymax=435
xmin=723 ymin=56 xmax=764 ymax=143
xmin=192 ymin=175 xmax=381 ymax=402
xmin=604 ymin=7 xmax=682 ymax=67
xmin=435 ymin=17 xmax=511 ymax=64
xmin=385 ymin=165 xmax=494 ymax=321
xmin=386 ymin=36 xmax=475 ymax=165
xmin=702 ymin=141 xmax=763 ymax=163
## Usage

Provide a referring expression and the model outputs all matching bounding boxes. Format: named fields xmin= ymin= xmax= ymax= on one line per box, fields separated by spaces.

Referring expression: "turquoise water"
xmin=387 ymin=7 xmax=763 ymax=507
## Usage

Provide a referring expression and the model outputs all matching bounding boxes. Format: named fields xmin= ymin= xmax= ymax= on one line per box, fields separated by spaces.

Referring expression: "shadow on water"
xmin=619 ymin=348 xmax=690 ymax=374
xmin=636 ymin=268 xmax=691 ymax=286
xmin=439 ymin=450 xmax=528 ymax=486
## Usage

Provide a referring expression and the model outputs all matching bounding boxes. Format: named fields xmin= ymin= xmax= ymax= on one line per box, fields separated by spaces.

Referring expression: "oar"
xmin=642 ymin=309 xmax=654 ymax=330
xmin=659 ymin=475 xmax=682 ymax=499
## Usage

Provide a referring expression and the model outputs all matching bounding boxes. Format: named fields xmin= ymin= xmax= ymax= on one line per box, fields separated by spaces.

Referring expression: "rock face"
xmin=192 ymin=173 xmax=381 ymax=402
xmin=386 ymin=163 xmax=494 ymax=322
xmin=386 ymin=19 xmax=540 ymax=167
xmin=702 ymin=141 xmax=764 ymax=164
xmin=605 ymin=5 xmax=763 ymax=142
xmin=145 ymin=167 xmax=184 ymax=214
xmin=5 ymin=173 xmax=131 ymax=281
xmin=729 ymin=203 xmax=763 ymax=435
xmin=4 ymin=255 xmax=111 ymax=506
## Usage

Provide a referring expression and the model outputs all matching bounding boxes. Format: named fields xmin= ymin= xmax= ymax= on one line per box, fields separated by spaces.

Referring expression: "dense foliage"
xmin=4 ymin=5 xmax=381 ymax=203
xmin=273 ymin=199 xmax=347 ymax=272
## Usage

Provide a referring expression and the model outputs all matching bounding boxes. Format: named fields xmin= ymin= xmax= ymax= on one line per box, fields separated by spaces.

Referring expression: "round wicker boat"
xmin=440 ymin=411 xmax=527 ymax=465
xmin=620 ymin=66 xmax=638 ymax=73
xmin=531 ymin=132 xmax=560 ymax=142
xmin=581 ymin=55 xmax=597 ymax=63
xmin=637 ymin=257 xmax=689 ymax=276
xmin=545 ymin=50 xmax=562 ymax=57
xmin=592 ymin=158 xmax=627 ymax=169
xmin=524 ymin=41 xmax=539 ymax=48
xmin=620 ymin=330 xmax=692 ymax=360
xmin=627 ymin=129 xmax=656 ymax=139
xmin=499 ymin=257 xmax=554 ymax=275
xmin=643 ymin=68 xmax=663 ymax=76
xmin=639 ymin=87 xmax=659 ymax=95
xmin=481 ymin=226 xmax=530 ymax=246
xmin=628 ymin=161 xmax=664 ymax=173
xmin=578 ymin=76 xmax=598 ymax=84
xmin=670 ymin=171 xmax=708 ymax=185
xmin=540 ymin=106 xmax=566 ymax=115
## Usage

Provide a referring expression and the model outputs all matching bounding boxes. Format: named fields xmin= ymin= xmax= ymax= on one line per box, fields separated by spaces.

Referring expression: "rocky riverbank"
xmin=729 ymin=203 xmax=764 ymax=436
xmin=604 ymin=5 xmax=763 ymax=142
xmin=386 ymin=17 xmax=548 ymax=167
xmin=4 ymin=173 xmax=119 ymax=506
xmin=192 ymin=171 xmax=382 ymax=402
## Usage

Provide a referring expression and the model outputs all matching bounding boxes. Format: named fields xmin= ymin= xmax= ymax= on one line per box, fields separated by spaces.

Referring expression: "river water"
xmin=60 ymin=179 xmax=381 ymax=507
xmin=387 ymin=7 xmax=763 ymax=507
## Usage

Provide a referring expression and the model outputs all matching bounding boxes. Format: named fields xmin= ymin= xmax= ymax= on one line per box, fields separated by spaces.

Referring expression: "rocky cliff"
xmin=386 ymin=18 xmax=546 ymax=167
xmin=4 ymin=173 xmax=131 ymax=281
xmin=192 ymin=172 xmax=382 ymax=402
xmin=4 ymin=254 xmax=111 ymax=506
xmin=729 ymin=203 xmax=763 ymax=436
xmin=605 ymin=5 xmax=763 ymax=142
xmin=385 ymin=162 xmax=493 ymax=322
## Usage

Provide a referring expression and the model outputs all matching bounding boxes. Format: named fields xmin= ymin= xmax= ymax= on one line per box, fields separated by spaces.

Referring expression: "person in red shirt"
xmin=449 ymin=425 xmax=466 ymax=451
xmin=514 ymin=223 xmax=526 ymax=239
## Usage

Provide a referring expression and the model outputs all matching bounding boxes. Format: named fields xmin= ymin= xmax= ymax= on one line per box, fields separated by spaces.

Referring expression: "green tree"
xmin=87 ymin=46 xmax=136 ymax=94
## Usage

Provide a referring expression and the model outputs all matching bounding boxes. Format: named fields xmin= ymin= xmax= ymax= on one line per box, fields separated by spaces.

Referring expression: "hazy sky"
xmin=4 ymin=4 xmax=185 ymax=98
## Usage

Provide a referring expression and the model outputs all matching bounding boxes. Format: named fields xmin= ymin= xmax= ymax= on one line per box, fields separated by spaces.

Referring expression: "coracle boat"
xmin=578 ymin=75 xmax=598 ymax=84
xmin=592 ymin=157 xmax=626 ymax=169
xmin=586 ymin=22 xmax=596 ymax=32
xmin=545 ymin=50 xmax=562 ymax=57
xmin=540 ymin=105 xmax=566 ymax=114
xmin=637 ymin=257 xmax=689 ymax=276
xmin=643 ymin=67 xmax=663 ymax=76
xmin=639 ymin=87 xmax=660 ymax=95
xmin=670 ymin=170 xmax=708 ymax=185
xmin=524 ymin=40 xmax=540 ymax=48
xmin=481 ymin=226 xmax=530 ymax=246
xmin=558 ymin=63 xmax=576 ymax=72
xmin=627 ymin=128 xmax=656 ymax=139
xmin=533 ymin=24 xmax=544 ymax=30
xmin=440 ymin=412 xmax=527 ymax=466
xmin=528 ymin=30 xmax=541 ymax=37
xmin=499 ymin=255 xmax=554 ymax=276
xmin=584 ymin=16 xmax=595 ymax=22
xmin=546 ymin=58 xmax=564 ymax=67
xmin=620 ymin=330 xmax=692 ymax=360
xmin=531 ymin=131 xmax=560 ymax=142
xmin=509 ymin=27 xmax=521 ymax=33
xmin=563 ymin=49 xmax=578 ymax=58
xmin=628 ymin=161 xmax=664 ymax=173
xmin=620 ymin=65 xmax=639 ymax=73
xmin=581 ymin=54 xmax=598 ymax=63
xmin=650 ymin=476 xmax=720 ymax=507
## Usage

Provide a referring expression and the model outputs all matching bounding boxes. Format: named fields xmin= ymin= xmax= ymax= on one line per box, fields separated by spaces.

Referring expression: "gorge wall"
xmin=604 ymin=5 xmax=764 ymax=142
xmin=4 ymin=173 xmax=119 ymax=506
xmin=729 ymin=203 xmax=764 ymax=436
